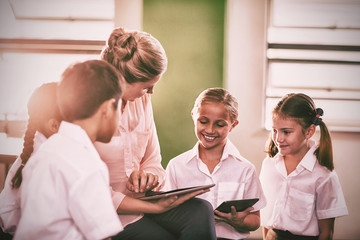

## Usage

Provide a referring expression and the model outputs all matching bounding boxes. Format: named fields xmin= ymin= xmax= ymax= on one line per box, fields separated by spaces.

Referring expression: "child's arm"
xmin=117 ymin=189 xmax=209 ymax=214
xmin=214 ymin=206 xmax=260 ymax=232
xmin=263 ymin=227 xmax=268 ymax=239
xmin=318 ymin=218 xmax=335 ymax=240
xmin=263 ymin=227 xmax=276 ymax=240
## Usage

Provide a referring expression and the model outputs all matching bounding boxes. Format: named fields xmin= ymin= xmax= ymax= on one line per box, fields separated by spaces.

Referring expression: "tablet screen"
xmin=138 ymin=184 xmax=216 ymax=201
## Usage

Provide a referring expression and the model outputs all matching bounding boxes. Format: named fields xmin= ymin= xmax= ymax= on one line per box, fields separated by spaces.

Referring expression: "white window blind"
xmin=0 ymin=0 xmax=114 ymax=141
xmin=264 ymin=0 xmax=360 ymax=132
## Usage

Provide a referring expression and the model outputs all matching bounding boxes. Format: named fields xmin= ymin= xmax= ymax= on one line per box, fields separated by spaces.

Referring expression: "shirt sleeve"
xmin=139 ymin=95 xmax=166 ymax=186
xmin=315 ymin=171 xmax=348 ymax=219
xmin=243 ymin=166 xmax=267 ymax=212
xmin=69 ymin=170 xmax=123 ymax=240
xmin=0 ymin=158 xmax=22 ymax=234
xmin=163 ymin=160 xmax=178 ymax=191
xmin=110 ymin=187 xmax=126 ymax=210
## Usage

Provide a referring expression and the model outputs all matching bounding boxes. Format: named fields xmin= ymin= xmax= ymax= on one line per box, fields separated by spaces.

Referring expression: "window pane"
xmin=269 ymin=61 xmax=360 ymax=91
xmin=265 ymin=0 xmax=360 ymax=132
xmin=0 ymin=0 xmax=114 ymax=40
xmin=272 ymin=0 xmax=360 ymax=28
xmin=0 ymin=52 xmax=100 ymax=118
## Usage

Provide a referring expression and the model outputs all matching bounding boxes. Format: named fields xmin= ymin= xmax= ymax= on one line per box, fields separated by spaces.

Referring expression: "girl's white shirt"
xmin=164 ymin=140 xmax=266 ymax=240
xmin=14 ymin=122 xmax=123 ymax=240
xmin=0 ymin=132 xmax=47 ymax=235
xmin=94 ymin=94 xmax=166 ymax=226
xmin=259 ymin=140 xmax=348 ymax=236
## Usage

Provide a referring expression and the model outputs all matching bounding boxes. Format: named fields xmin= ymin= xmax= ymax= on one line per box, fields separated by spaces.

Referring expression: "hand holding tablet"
xmin=215 ymin=198 xmax=259 ymax=213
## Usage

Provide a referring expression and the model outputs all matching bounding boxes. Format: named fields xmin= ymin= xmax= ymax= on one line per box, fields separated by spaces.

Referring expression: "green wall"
xmin=143 ymin=0 xmax=225 ymax=168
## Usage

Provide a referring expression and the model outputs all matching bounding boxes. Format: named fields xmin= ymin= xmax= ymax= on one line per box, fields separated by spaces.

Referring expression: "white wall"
xmin=114 ymin=0 xmax=142 ymax=30
xmin=225 ymin=0 xmax=360 ymax=239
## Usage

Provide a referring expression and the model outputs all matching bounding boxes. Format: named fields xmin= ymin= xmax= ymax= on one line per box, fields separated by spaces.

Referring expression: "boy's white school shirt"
xmin=14 ymin=121 xmax=123 ymax=240
xmin=0 ymin=132 xmax=47 ymax=235
xmin=164 ymin=140 xmax=266 ymax=240
xmin=259 ymin=140 xmax=348 ymax=236
xmin=94 ymin=94 xmax=165 ymax=226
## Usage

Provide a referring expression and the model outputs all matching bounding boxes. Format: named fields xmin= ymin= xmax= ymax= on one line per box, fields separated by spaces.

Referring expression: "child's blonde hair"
xmin=101 ymin=27 xmax=167 ymax=83
xmin=191 ymin=88 xmax=239 ymax=123
xmin=265 ymin=93 xmax=334 ymax=171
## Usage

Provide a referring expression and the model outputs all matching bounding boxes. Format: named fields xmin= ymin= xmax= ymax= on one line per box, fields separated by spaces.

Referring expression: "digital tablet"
xmin=138 ymin=184 xmax=216 ymax=201
xmin=215 ymin=198 xmax=259 ymax=213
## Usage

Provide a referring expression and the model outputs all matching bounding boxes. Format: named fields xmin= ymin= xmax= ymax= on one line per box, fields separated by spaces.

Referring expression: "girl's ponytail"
xmin=315 ymin=120 xmax=334 ymax=171
xmin=11 ymin=119 xmax=36 ymax=189
xmin=265 ymin=134 xmax=278 ymax=158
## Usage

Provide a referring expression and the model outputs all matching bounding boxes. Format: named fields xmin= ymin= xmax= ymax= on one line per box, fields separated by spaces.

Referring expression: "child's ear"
xmin=305 ymin=124 xmax=316 ymax=139
xmin=230 ymin=120 xmax=239 ymax=132
xmin=48 ymin=119 xmax=60 ymax=134
xmin=191 ymin=111 xmax=196 ymax=122
xmin=102 ymin=98 xmax=116 ymax=118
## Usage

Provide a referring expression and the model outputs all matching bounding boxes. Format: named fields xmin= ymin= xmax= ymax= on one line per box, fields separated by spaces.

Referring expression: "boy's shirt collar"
xmin=58 ymin=121 xmax=98 ymax=156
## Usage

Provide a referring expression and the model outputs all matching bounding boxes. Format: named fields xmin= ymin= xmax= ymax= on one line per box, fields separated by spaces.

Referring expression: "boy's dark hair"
xmin=58 ymin=60 xmax=124 ymax=122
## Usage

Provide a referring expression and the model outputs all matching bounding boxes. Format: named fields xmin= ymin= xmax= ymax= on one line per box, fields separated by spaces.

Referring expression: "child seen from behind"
xmin=14 ymin=60 xmax=124 ymax=240
xmin=0 ymin=82 xmax=62 ymax=239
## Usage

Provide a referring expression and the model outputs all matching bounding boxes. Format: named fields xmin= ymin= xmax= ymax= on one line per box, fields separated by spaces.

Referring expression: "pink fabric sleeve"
xmin=139 ymin=96 xmax=166 ymax=186
xmin=110 ymin=187 xmax=126 ymax=210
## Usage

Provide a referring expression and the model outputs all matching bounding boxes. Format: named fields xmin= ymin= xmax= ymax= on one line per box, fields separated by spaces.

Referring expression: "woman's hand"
xmin=214 ymin=206 xmax=260 ymax=232
xmin=126 ymin=170 xmax=159 ymax=193
xmin=117 ymin=189 xmax=210 ymax=214
xmin=152 ymin=189 xmax=210 ymax=212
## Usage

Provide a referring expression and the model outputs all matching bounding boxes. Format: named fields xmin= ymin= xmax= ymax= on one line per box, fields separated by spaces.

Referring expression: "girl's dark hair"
xmin=11 ymin=82 xmax=62 ymax=189
xmin=101 ymin=27 xmax=167 ymax=83
xmin=265 ymin=93 xmax=334 ymax=171
xmin=57 ymin=59 xmax=124 ymax=122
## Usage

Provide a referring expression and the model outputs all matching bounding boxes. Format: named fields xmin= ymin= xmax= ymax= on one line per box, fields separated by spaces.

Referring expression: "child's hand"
xmin=214 ymin=206 xmax=253 ymax=230
xmin=126 ymin=170 xmax=159 ymax=193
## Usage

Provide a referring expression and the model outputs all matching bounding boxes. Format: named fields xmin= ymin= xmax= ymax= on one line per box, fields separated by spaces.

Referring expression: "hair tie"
xmin=313 ymin=108 xmax=324 ymax=126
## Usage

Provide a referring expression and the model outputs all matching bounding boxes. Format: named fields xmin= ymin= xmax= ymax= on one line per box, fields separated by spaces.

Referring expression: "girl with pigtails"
xmin=260 ymin=93 xmax=348 ymax=240
xmin=0 ymin=82 xmax=62 ymax=238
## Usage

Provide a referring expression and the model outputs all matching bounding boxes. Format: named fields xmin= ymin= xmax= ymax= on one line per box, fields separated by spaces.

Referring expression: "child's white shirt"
xmin=14 ymin=121 xmax=123 ymax=240
xmin=259 ymin=140 xmax=348 ymax=236
xmin=164 ymin=140 xmax=266 ymax=240
xmin=0 ymin=132 xmax=47 ymax=235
